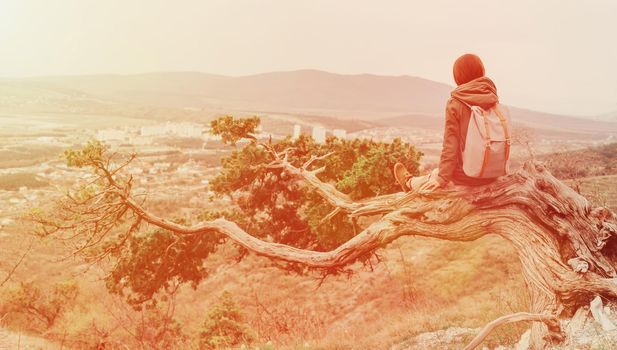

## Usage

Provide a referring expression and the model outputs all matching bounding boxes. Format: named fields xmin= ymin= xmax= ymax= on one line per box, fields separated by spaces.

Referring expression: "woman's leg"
xmin=394 ymin=163 xmax=412 ymax=191
xmin=407 ymin=168 xmax=439 ymax=192
xmin=395 ymin=163 xmax=438 ymax=193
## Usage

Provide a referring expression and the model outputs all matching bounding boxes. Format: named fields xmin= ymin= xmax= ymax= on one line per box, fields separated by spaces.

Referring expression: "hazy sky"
xmin=1 ymin=0 xmax=616 ymax=116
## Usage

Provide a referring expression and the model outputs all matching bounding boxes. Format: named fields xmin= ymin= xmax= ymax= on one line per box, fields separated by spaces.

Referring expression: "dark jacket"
xmin=437 ymin=77 xmax=500 ymax=187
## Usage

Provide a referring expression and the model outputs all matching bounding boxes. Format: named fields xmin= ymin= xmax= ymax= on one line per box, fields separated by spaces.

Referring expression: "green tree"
xmin=199 ymin=291 xmax=255 ymax=349
xmin=210 ymin=115 xmax=260 ymax=146
xmin=4 ymin=280 xmax=79 ymax=330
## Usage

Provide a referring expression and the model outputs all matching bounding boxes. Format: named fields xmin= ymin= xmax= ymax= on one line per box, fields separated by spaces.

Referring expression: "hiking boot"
xmin=393 ymin=163 xmax=412 ymax=192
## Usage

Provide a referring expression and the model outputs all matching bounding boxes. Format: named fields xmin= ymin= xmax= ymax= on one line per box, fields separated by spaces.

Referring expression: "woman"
xmin=394 ymin=53 xmax=501 ymax=193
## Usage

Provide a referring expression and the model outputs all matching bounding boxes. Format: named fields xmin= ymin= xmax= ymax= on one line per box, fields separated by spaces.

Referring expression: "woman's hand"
xmin=418 ymin=177 xmax=441 ymax=193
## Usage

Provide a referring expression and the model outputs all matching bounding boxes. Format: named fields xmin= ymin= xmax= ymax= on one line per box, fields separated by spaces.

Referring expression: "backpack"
xmin=455 ymin=99 xmax=511 ymax=178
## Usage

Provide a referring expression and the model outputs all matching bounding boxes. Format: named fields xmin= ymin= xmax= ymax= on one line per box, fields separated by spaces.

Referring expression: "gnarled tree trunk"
xmin=36 ymin=146 xmax=617 ymax=349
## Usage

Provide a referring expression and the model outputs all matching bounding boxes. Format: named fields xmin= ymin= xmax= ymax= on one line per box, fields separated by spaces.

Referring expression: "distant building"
xmin=168 ymin=122 xmax=203 ymax=138
xmin=312 ymin=126 xmax=326 ymax=143
xmin=149 ymin=162 xmax=171 ymax=174
xmin=205 ymin=133 xmax=221 ymax=140
xmin=141 ymin=122 xmax=203 ymax=138
xmin=0 ymin=218 xmax=13 ymax=226
xmin=96 ymin=129 xmax=127 ymax=142
xmin=333 ymin=128 xmax=347 ymax=139
xmin=127 ymin=167 xmax=144 ymax=175
xmin=292 ymin=124 xmax=301 ymax=140
xmin=140 ymin=124 xmax=167 ymax=137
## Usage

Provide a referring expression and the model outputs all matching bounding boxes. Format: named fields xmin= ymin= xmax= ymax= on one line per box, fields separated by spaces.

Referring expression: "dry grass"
xmin=574 ymin=175 xmax=617 ymax=211
xmin=162 ymin=233 xmax=529 ymax=349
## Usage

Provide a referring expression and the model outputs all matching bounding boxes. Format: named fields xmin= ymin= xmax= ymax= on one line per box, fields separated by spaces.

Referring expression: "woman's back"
xmin=439 ymin=76 xmax=501 ymax=186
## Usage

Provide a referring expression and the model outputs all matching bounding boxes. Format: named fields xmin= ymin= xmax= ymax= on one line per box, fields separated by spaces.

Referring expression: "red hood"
xmin=451 ymin=77 xmax=499 ymax=109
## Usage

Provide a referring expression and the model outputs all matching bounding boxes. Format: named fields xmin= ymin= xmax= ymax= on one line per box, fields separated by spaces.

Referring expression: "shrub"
xmin=199 ymin=291 xmax=255 ymax=349
xmin=3 ymin=280 xmax=78 ymax=330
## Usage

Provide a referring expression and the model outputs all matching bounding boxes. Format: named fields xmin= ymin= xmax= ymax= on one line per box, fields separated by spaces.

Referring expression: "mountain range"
xmin=2 ymin=69 xmax=617 ymax=138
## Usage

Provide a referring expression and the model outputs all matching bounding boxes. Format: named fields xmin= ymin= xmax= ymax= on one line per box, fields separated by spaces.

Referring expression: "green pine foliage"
xmin=208 ymin=118 xmax=423 ymax=251
xmin=105 ymin=224 xmax=226 ymax=307
xmin=210 ymin=115 xmax=260 ymax=146
xmin=199 ymin=291 xmax=255 ymax=349
xmin=2 ymin=280 xmax=79 ymax=330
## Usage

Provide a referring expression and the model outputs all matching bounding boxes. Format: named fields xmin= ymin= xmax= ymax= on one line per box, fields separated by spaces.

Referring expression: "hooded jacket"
xmin=436 ymin=76 xmax=500 ymax=186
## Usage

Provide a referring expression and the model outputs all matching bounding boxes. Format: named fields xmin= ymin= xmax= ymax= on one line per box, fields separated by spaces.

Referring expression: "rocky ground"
xmin=391 ymin=301 xmax=617 ymax=350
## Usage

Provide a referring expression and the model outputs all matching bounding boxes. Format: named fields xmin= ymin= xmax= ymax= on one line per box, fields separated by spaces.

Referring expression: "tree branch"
xmin=264 ymin=145 xmax=411 ymax=217
xmin=1 ymin=237 xmax=34 ymax=287
xmin=464 ymin=312 xmax=562 ymax=350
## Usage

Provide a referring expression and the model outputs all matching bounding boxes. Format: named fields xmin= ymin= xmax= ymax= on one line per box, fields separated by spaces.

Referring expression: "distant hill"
xmin=538 ymin=142 xmax=617 ymax=179
xmin=4 ymin=70 xmax=451 ymax=119
xmin=595 ymin=110 xmax=617 ymax=122
xmin=381 ymin=107 xmax=617 ymax=140
xmin=3 ymin=70 xmax=617 ymax=139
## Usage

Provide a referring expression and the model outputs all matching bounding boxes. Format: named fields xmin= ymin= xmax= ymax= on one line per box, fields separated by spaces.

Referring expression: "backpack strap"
xmin=478 ymin=111 xmax=492 ymax=178
xmin=493 ymin=105 xmax=511 ymax=173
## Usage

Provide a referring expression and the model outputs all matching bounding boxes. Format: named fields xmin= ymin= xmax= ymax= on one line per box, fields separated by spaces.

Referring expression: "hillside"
xmin=595 ymin=109 xmax=617 ymax=122
xmin=538 ymin=142 xmax=617 ymax=179
xmin=378 ymin=107 xmax=617 ymax=140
